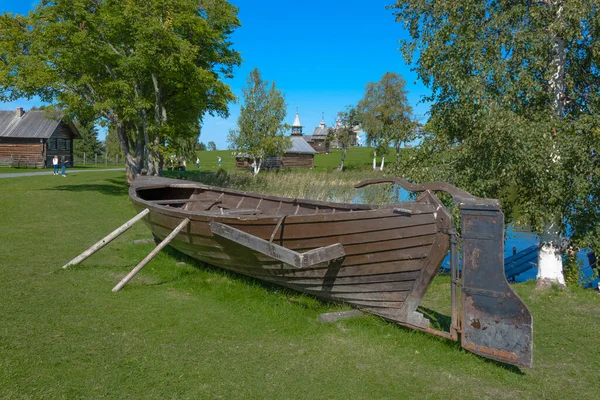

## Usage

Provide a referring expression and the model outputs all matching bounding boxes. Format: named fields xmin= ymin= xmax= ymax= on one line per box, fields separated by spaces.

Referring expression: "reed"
xmin=169 ymin=169 xmax=399 ymax=205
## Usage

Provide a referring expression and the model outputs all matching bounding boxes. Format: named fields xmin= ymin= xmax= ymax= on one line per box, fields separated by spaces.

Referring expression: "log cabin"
xmin=0 ymin=108 xmax=80 ymax=168
xmin=235 ymin=136 xmax=317 ymax=171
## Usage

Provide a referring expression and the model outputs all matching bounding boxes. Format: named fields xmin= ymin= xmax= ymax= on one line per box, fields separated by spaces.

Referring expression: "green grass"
xmin=313 ymin=147 xmax=376 ymax=171
xmin=1 ymin=171 xmax=599 ymax=399
xmin=192 ymin=146 xmax=380 ymax=173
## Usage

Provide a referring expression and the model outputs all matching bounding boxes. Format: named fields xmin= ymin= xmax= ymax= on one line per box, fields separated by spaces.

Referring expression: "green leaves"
xmin=390 ymin=0 xmax=600 ymax=253
xmin=357 ymin=72 xmax=415 ymax=156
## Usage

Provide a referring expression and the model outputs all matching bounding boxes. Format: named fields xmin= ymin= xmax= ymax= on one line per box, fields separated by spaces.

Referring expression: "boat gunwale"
xmin=129 ymin=176 xmax=442 ymax=222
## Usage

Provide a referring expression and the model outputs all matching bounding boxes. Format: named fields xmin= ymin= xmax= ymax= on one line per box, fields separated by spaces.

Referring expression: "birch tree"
xmin=227 ymin=68 xmax=290 ymax=176
xmin=390 ymin=0 xmax=600 ymax=286
xmin=330 ymin=107 xmax=360 ymax=172
xmin=357 ymin=72 xmax=414 ymax=171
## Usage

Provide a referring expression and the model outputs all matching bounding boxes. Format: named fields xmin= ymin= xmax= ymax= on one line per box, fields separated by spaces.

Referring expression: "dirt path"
xmin=0 ymin=168 xmax=124 ymax=178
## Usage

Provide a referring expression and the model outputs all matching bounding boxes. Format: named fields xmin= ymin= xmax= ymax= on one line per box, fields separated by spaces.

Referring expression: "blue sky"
xmin=0 ymin=0 xmax=430 ymax=149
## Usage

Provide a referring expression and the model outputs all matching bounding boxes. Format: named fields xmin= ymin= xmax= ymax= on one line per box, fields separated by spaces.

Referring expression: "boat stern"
xmin=460 ymin=203 xmax=533 ymax=368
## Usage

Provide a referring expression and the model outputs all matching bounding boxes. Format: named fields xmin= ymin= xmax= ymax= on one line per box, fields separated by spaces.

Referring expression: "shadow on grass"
xmin=418 ymin=306 xmax=452 ymax=332
xmin=160 ymin=245 xmax=338 ymax=312
xmin=42 ymin=178 xmax=128 ymax=196
xmin=150 ymin=246 xmax=527 ymax=373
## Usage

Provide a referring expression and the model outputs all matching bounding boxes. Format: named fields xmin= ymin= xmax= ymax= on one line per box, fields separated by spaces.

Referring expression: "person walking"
xmin=52 ymin=155 xmax=59 ymax=175
xmin=196 ymin=157 xmax=200 ymax=169
xmin=61 ymin=156 xmax=67 ymax=177
xmin=217 ymin=156 xmax=222 ymax=167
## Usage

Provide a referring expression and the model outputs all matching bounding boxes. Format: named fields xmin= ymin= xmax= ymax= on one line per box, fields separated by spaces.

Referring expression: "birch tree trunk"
xmin=372 ymin=150 xmax=377 ymax=170
xmin=337 ymin=148 xmax=346 ymax=171
xmin=253 ymin=157 xmax=261 ymax=176
xmin=537 ymin=0 xmax=566 ymax=287
xmin=380 ymin=155 xmax=385 ymax=171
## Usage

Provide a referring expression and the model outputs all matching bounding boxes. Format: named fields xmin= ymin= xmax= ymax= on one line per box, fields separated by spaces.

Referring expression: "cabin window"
xmin=58 ymin=139 xmax=67 ymax=151
xmin=66 ymin=140 xmax=71 ymax=151
xmin=48 ymin=139 xmax=57 ymax=150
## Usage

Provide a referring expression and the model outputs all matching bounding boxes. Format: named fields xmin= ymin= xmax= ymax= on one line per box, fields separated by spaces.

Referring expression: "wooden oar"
xmin=112 ymin=218 xmax=190 ymax=292
xmin=62 ymin=208 xmax=150 ymax=269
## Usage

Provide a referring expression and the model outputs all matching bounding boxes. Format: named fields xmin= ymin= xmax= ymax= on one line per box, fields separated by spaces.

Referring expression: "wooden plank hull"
xmin=129 ymin=176 xmax=451 ymax=325
xmin=126 ymin=176 xmax=534 ymax=367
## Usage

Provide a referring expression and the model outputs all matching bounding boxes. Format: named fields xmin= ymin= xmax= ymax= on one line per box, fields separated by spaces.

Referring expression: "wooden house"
xmin=281 ymin=136 xmax=317 ymax=168
xmin=0 ymin=108 xmax=80 ymax=168
xmin=234 ymin=136 xmax=317 ymax=171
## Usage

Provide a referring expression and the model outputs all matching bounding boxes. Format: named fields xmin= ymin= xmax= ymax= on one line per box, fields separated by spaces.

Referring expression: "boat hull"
xmin=127 ymin=176 xmax=533 ymax=367
xmin=130 ymin=177 xmax=450 ymax=324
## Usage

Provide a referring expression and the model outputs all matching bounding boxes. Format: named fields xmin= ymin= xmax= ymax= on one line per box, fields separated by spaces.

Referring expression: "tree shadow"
xmin=42 ymin=181 xmax=128 ymax=196
xmin=160 ymin=245 xmax=340 ymax=311
xmin=417 ymin=306 xmax=452 ymax=332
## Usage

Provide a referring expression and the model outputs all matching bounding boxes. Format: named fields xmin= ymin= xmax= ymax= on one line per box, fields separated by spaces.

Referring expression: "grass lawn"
xmin=193 ymin=146 xmax=380 ymax=173
xmin=1 ymin=170 xmax=599 ymax=399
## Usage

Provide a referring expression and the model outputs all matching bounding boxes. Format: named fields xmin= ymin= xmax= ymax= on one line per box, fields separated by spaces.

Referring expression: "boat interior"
xmin=135 ymin=185 xmax=400 ymax=216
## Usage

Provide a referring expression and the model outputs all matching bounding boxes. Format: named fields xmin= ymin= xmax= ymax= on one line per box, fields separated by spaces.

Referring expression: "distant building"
xmin=283 ymin=110 xmax=317 ymax=167
xmin=304 ymin=113 xmax=330 ymax=154
xmin=0 ymin=108 xmax=80 ymax=168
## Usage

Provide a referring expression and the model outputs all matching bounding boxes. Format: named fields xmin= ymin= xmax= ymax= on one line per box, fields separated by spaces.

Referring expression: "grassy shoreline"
xmin=1 ymin=170 xmax=598 ymax=398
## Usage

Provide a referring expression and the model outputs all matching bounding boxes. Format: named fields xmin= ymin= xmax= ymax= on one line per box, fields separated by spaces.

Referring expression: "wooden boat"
xmin=127 ymin=175 xmax=533 ymax=367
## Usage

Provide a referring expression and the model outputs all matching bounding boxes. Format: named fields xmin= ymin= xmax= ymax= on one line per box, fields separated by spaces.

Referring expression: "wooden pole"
xmin=112 ymin=218 xmax=190 ymax=292
xmin=61 ymin=208 xmax=151 ymax=269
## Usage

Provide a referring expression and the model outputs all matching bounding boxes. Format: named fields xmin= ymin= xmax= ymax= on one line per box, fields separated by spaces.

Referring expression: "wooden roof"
xmin=287 ymin=136 xmax=317 ymax=154
xmin=306 ymin=126 xmax=328 ymax=142
xmin=0 ymin=110 xmax=80 ymax=139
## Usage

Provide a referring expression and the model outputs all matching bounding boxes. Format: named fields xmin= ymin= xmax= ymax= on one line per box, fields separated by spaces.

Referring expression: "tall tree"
xmin=105 ymin=125 xmax=125 ymax=159
xmin=0 ymin=0 xmax=241 ymax=182
xmin=357 ymin=72 xmax=414 ymax=171
xmin=389 ymin=0 xmax=600 ymax=286
xmin=330 ymin=107 xmax=360 ymax=171
xmin=73 ymin=120 xmax=103 ymax=159
xmin=169 ymin=123 xmax=201 ymax=162
xmin=207 ymin=141 xmax=217 ymax=151
xmin=227 ymin=68 xmax=290 ymax=176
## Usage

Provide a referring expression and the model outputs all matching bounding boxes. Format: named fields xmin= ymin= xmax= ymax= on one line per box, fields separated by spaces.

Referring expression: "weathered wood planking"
xmin=129 ymin=176 xmax=452 ymax=325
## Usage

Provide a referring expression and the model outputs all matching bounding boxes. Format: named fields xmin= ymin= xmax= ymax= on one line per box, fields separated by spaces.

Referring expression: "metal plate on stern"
xmin=461 ymin=206 xmax=533 ymax=368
